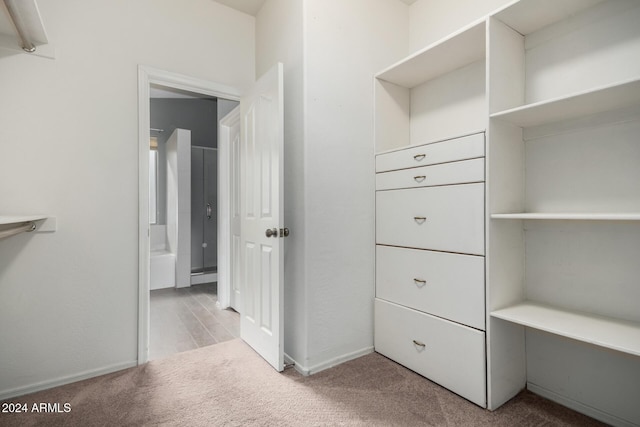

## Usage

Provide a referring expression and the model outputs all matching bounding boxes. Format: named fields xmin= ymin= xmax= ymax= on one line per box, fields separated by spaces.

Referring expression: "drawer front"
xmin=374 ymin=299 xmax=486 ymax=407
xmin=376 ymin=183 xmax=484 ymax=255
xmin=376 ymin=158 xmax=484 ymax=191
xmin=376 ymin=245 xmax=485 ymax=330
xmin=375 ymin=133 xmax=484 ymax=173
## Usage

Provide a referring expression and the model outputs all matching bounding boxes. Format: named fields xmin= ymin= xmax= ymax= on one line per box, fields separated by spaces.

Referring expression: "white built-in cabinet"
xmin=374 ymin=133 xmax=487 ymax=407
xmin=374 ymin=1 xmax=640 ymax=425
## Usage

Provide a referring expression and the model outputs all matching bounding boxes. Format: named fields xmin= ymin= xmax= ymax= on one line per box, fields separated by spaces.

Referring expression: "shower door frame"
xmin=137 ymin=66 xmax=240 ymax=364
xmin=190 ymin=145 xmax=219 ymax=279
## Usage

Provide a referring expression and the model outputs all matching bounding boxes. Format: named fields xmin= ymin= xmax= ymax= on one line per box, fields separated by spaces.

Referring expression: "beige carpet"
xmin=0 ymin=339 xmax=604 ymax=426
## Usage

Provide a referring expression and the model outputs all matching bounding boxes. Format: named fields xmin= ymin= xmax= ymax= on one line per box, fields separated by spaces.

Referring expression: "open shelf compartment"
xmin=376 ymin=19 xmax=485 ymax=89
xmin=490 ymin=77 xmax=640 ymax=128
xmin=491 ymin=301 xmax=640 ymax=357
xmin=491 ymin=213 xmax=640 ymax=221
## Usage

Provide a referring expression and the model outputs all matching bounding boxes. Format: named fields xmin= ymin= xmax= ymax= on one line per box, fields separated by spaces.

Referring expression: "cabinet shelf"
xmin=491 ymin=302 xmax=640 ymax=357
xmin=491 ymin=213 xmax=640 ymax=221
xmin=490 ymin=77 xmax=640 ymax=128
xmin=376 ymin=19 xmax=485 ymax=88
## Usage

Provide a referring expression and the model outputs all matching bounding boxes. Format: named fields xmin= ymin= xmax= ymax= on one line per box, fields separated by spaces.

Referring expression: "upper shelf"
xmin=490 ymin=77 xmax=640 ymax=128
xmin=491 ymin=213 xmax=640 ymax=221
xmin=491 ymin=301 xmax=640 ymax=357
xmin=375 ymin=20 xmax=486 ymax=89
xmin=493 ymin=0 xmax=607 ymax=36
xmin=0 ymin=215 xmax=47 ymax=225
xmin=0 ymin=215 xmax=49 ymax=240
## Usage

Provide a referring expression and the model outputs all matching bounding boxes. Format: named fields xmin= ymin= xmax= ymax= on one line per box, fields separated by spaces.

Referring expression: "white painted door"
xmin=239 ymin=63 xmax=284 ymax=371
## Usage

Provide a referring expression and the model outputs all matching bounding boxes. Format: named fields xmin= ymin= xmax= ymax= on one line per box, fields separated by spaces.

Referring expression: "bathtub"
xmin=150 ymin=225 xmax=175 ymax=290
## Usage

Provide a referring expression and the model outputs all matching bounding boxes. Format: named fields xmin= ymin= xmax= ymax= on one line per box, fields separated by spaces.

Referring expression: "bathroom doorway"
xmin=148 ymin=88 xmax=240 ymax=360
xmin=139 ymin=64 xmax=286 ymax=369
xmin=138 ymin=66 xmax=242 ymax=363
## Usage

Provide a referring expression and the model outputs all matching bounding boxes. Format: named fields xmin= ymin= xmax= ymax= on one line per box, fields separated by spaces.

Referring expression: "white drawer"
xmin=376 ymin=183 xmax=484 ymax=255
xmin=376 ymin=245 xmax=485 ymax=330
xmin=375 ymin=133 xmax=484 ymax=173
xmin=376 ymin=158 xmax=484 ymax=191
xmin=374 ymin=298 xmax=486 ymax=407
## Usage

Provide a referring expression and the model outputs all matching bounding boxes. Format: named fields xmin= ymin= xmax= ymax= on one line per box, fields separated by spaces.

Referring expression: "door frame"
xmin=137 ymin=65 xmax=240 ymax=364
xmin=216 ymin=106 xmax=240 ymax=310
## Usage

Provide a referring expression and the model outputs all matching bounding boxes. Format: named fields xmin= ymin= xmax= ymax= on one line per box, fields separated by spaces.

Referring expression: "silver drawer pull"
xmin=413 ymin=175 xmax=426 ymax=182
xmin=413 ymin=278 xmax=427 ymax=286
xmin=414 ymin=154 xmax=426 ymax=161
xmin=413 ymin=340 xmax=426 ymax=348
xmin=414 ymin=216 xmax=426 ymax=224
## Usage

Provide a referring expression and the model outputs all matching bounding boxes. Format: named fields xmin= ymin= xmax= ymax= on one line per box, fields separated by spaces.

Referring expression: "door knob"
xmin=206 ymin=203 xmax=212 ymax=219
xmin=265 ymin=228 xmax=278 ymax=238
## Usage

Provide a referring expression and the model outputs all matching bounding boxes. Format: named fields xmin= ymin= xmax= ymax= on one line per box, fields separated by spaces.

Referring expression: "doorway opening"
xmin=146 ymin=86 xmax=239 ymax=360
xmin=139 ymin=63 xmax=285 ymax=371
xmin=138 ymin=66 xmax=241 ymax=363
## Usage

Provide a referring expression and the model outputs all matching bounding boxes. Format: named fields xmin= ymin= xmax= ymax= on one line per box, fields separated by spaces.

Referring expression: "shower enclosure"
xmin=191 ymin=147 xmax=218 ymax=280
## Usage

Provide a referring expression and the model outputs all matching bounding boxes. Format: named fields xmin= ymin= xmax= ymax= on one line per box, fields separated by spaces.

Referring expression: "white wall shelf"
xmin=376 ymin=19 xmax=485 ymax=88
xmin=486 ymin=0 xmax=640 ymax=419
xmin=490 ymin=78 xmax=640 ymax=128
xmin=491 ymin=213 xmax=640 ymax=221
xmin=0 ymin=215 xmax=47 ymax=225
xmin=491 ymin=302 xmax=640 ymax=357
xmin=0 ymin=215 xmax=49 ymax=240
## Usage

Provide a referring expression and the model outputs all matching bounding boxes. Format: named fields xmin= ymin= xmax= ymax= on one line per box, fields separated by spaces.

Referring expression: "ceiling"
xmin=212 ymin=0 xmax=417 ymax=17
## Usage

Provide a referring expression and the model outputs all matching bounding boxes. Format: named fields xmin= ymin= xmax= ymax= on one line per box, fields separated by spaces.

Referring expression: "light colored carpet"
xmin=0 ymin=339 xmax=604 ymax=426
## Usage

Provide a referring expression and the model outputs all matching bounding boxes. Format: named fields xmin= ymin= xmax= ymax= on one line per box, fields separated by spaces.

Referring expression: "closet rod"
xmin=0 ymin=221 xmax=36 ymax=240
xmin=3 ymin=0 xmax=36 ymax=52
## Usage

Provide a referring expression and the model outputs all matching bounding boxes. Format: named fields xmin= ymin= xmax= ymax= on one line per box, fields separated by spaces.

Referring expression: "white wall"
xmin=409 ymin=0 xmax=511 ymax=52
xmin=303 ymin=0 xmax=408 ymax=372
xmin=0 ymin=0 xmax=254 ymax=399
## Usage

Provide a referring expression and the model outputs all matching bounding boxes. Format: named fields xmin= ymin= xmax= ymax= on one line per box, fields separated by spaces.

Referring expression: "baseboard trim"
xmin=527 ymin=382 xmax=637 ymax=427
xmin=0 ymin=360 xmax=138 ymax=401
xmin=286 ymin=346 xmax=374 ymax=377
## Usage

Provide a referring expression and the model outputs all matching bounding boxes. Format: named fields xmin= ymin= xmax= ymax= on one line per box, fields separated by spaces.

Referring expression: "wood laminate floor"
xmin=149 ymin=282 xmax=240 ymax=361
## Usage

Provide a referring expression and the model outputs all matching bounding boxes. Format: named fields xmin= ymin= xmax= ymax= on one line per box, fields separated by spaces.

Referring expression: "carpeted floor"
xmin=0 ymin=339 xmax=604 ymax=426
